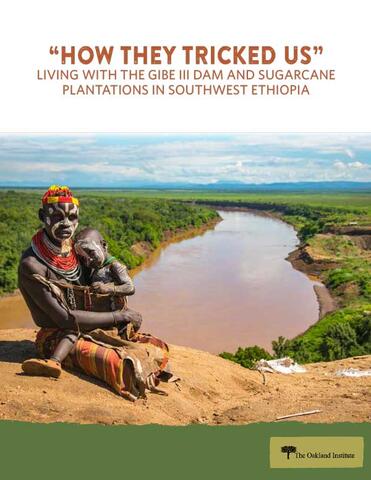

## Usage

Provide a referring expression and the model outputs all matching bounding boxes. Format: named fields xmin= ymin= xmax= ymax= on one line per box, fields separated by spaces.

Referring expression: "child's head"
xmin=75 ymin=228 xmax=108 ymax=268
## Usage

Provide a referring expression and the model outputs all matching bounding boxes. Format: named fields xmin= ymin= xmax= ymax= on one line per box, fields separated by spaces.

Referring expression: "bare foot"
xmin=22 ymin=358 xmax=62 ymax=378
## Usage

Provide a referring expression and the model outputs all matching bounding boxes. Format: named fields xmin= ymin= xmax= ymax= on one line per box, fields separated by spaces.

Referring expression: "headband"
xmin=42 ymin=185 xmax=79 ymax=207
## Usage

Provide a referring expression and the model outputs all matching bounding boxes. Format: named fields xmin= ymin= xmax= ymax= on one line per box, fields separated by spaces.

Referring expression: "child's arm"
xmin=111 ymin=261 xmax=135 ymax=295
xmin=92 ymin=261 xmax=135 ymax=296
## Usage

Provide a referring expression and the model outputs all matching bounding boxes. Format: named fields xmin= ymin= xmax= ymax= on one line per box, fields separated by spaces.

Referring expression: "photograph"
xmin=0 ymin=133 xmax=370 ymax=426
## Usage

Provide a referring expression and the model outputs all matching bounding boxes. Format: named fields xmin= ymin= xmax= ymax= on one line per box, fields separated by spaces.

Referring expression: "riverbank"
xmin=130 ymin=216 xmax=221 ymax=276
xmin=0 ymin=216 xmax=222 ymax=331
xmin=1 ymin=328 xmax=370 ymax=425
xmin=287 ymin=247 xmax=337 ymax=318
xmin=201 ymin=204 xmax=337 ymax=319
xmin=194 ymin=200 xmax=369 ymax=364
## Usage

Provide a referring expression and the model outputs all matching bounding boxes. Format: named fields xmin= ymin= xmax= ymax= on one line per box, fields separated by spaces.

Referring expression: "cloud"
xmin=333 ymin=160 xmax=347 ymax=170
xmin=349 ymin=161 xmax=367 ymax=169
xmin=0 ymin=133 xmax=370 ymax=186
xmin=333 ymin=160 xmax=369 ymax=171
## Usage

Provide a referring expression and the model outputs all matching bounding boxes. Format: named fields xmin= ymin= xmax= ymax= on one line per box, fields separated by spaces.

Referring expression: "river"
xmin=0 ymin=210 xmax=320 ymax=353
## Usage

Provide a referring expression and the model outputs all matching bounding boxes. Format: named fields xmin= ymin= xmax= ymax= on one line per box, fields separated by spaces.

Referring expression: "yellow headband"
xmin=45 ymin=196 xmax=80 ymax=206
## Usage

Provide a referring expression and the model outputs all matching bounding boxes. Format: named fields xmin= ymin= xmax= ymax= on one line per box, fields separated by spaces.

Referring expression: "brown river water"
xmin=0 ymin=211 xmax=320 ymax=353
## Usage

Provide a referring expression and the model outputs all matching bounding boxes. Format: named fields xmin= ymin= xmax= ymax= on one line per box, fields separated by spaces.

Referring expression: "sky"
xmin=0 ymin=133 xmax=370 ymax=187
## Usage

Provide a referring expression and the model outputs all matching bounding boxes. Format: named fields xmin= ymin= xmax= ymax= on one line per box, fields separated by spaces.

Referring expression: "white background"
xmin=0 ymin=0 xmax=370 ymax=132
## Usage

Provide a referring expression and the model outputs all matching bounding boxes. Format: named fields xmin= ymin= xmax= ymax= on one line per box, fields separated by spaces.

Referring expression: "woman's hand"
xmin=113 ymin=308 xmax=142 ymax=330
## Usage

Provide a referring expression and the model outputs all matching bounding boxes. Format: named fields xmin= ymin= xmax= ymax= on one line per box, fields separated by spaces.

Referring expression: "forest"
xmin=0 ymin=189 xmax=218 ymax=296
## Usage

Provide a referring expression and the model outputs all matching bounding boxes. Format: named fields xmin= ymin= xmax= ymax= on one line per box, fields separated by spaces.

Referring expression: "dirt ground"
xmin=0 ymin=328 xmax=370 ymax=426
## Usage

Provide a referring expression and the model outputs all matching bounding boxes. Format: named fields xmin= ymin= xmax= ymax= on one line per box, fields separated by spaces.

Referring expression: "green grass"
xmin=69 ymin=189 xmax=371 ymax=212
xmin=79 ymin=189 xmax=371 ymax=241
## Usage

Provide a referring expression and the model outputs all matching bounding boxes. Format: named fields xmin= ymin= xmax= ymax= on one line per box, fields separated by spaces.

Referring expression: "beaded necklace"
xmin=31 ymin=230 xmax=81 ymax=282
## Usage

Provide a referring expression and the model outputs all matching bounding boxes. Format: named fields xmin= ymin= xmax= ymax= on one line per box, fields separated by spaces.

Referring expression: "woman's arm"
xmin=19 ymin=258 xmax=129 ymax=331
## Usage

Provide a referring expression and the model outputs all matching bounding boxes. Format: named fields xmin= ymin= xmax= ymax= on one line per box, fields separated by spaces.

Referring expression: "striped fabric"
xmin=35 ymin=328 xmax=170 ymax=399
xmin=36 ymin=329 xmax=130 ymax=397
xmin=131 ymin=332 xmax=169 ymax=372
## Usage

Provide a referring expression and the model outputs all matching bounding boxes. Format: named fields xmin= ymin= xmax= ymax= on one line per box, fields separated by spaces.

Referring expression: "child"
xmin=22 ymin=228 xmax=141 ymax=378
xmin=75 ymin=227 xmax=136 ymax=301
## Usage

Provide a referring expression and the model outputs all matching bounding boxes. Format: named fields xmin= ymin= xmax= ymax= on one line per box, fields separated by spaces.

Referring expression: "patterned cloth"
xmin=35 ymin=328 xmax=171 ymax=400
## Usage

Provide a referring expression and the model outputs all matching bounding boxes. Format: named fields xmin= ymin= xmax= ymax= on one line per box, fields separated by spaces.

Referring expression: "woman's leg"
xmin=22 ymin=329 xmax=77 ymax=378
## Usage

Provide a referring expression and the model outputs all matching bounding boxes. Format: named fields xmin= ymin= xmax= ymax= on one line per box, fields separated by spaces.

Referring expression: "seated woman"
xmin=22 ymin=227 xmax=140 ymax=378
xmin=19 ymin=186 xmax=171 ymax=400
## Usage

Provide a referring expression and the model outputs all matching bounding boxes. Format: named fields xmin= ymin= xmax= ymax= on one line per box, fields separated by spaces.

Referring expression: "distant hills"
xmin=190 ymin=181 xmax=371 ymax=192
xmin=1 ymin=181 xmax=371 ymax=192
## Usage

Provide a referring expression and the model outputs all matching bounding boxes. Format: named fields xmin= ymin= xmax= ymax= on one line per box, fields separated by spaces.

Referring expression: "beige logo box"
xmin=270 ymin=437 xmax=364 ymax=469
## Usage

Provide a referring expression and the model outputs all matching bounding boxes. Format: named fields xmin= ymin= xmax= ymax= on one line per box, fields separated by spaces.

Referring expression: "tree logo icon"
xmin=281 ymin=445 xmax=297 ymax=459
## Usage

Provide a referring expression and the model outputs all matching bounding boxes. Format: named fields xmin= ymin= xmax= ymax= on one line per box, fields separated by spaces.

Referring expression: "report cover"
xmin=0 ymin=1 xmax=369 ymax=479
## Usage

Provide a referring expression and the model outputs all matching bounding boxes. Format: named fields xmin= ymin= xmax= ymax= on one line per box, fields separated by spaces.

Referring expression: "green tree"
xmin=220 ymin=345 xmax=272 ymax=369
xmin=272 ymin=336 xmax=290 ymax=358
xmin=320 ymin=322 xmax=362 ymax=360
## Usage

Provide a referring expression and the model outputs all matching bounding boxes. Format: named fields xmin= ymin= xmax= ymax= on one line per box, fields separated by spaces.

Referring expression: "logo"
xmin=270 ymin=437 xmax=364 ymax=469
xmin=281 ymin=445 xmax=297 ymax=459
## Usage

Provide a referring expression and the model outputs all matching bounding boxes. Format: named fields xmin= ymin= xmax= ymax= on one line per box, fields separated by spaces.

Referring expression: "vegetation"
xmin=219 ymin=346 xmax=272 ymax=369
xmin=0 ymin=190 xmax=218 ymax=295
xmin=1 ymin=187 xmax=370 ymax=365
xmin=144 ymin=190 xmax=371 ymax=366
xmin=272 ymin=306 xmax=371 ymax=363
